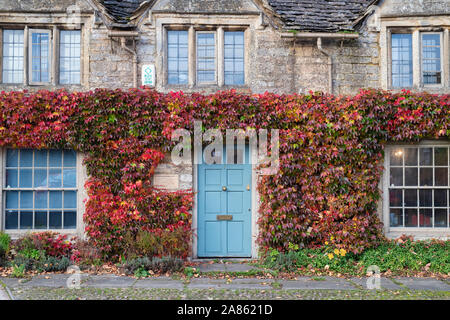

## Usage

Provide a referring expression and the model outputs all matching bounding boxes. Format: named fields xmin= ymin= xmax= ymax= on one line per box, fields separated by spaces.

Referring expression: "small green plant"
xmin=134 ymin=267 xmax=149 ymax=278
xmin=11 ymin=264 xmax=25 ymax=278
xmin=183 ymin=267 xmax=197 ymax=278
xmin=0 ymin=232 xmax=11 ymax=255
xmin=19 ymin=248 xmax=45 ymax=261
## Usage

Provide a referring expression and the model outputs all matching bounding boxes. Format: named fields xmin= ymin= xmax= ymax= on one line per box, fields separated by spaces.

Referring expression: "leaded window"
xmin=197 ymin=32 xmax=216 ymax=84
xmin=59 ymin=30 xmax=81 ymax=85
xmin=30 ymin=30 xmax=51 ymax=84
xmin=421 ymin=33 xmax=442 ymax=85
xmin=391 ymin=33 xmax=413 ymax=88
xmin=224 ymin=31 xmax=244 ymax=86
xmin=167 ymin=30 xmax=188 ymax=85
xmin=2 ymin=29 xmax=24 ymax=84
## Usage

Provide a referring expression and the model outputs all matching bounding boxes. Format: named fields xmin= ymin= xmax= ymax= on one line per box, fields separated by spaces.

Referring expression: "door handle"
xmin=246 ymin=184 xmax=250 ymax=191
xmin=222 ymin=186 xmax=227 ymax=191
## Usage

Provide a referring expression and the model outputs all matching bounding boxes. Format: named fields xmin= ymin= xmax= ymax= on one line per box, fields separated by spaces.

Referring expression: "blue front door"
xmin=197 ymin=146 xmax=252 ymax=257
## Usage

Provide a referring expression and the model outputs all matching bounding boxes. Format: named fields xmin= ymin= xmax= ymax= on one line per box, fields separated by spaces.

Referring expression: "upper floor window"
xmin=391 ymin=34 xmax=413 ymax=88
xmin=2 ymin=29 xmax=24 ymax=84
xmin=30 ymin=30 xmax=51 ymax=84
xmin=224 ymin=31 xmax=244 ymax=86
xmin=390 ymin=31 xmax=445 ymax=88
xmin=421 ymin=33 xmax=442 ymax=85
xmin=196 ymin=32 xmax=216 ymax=84
xmin=166 ymin=28 xmax=246 ymax=87
xmin=60 ymin=30 xmax=81 ymax=85
xmin=167 ymin=30 xmax=188 ymax=85
xmin=1 ymin=28 xmax=81 ymax=85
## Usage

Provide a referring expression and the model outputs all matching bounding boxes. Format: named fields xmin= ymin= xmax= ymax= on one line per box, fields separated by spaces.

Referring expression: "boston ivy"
xmin=0 ymin=88 xmax=448 ymax=258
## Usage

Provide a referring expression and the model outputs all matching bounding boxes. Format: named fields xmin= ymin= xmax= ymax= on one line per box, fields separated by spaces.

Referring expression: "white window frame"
xmin=383 ymin=142 xmax=450 ymax=240
xmin=0 ymin=148 xmax=87 ymax=238
xmin=28 ymin=29 xmax=52 ymax=85
xmin=420 ymin=32 xmax=444 ymax=88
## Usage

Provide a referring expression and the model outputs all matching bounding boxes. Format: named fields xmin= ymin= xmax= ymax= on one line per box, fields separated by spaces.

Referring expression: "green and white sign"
xmin=142 ymin=64 xmax=155 ymax=87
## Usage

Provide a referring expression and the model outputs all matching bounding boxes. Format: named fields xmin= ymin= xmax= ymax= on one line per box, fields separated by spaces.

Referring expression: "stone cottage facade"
xmin=0 ymin=0 xmax=449 ymax=257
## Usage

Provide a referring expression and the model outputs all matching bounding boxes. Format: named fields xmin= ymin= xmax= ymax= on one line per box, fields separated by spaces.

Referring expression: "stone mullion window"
xmin=387 ymin=26 xmax=448 ymax=90
xmin=165 ymin=26 xmax=246 ymax=88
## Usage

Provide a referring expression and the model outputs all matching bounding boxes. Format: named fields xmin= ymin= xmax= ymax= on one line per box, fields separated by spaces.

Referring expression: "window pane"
xmin=20 ymin=211 xmax=33 ymax=229
xmin=404 ymin=189 xmax=417 ymax=206
xmin=2 ymin=30 xmax=24 ymax=84
xmin=435 ymin=168 xmax=448 ymax=186
xmin=49 ymin=150 xmax=62 ymax=167
xmin=167 ymin=30 xmax=188 ymax=85
xmin=405 ymin=168 xmax=418 ymax=186
xmin=6 ymin=191 xmax=19 ymax=209
xmin=34 ymin=169 xmax=47 ymax=188
xmin=6 ymin=149 xmax=19 ymax=167
xmin=422 ymin=34 xmax=441 ymax=85
xmin=390 ymin=209 xmax=403 ymax=227
xmin=434 ymin=189 xmax=447 ymax=207
xmin=419 ymin=148 xmax=433 ymax=165
xmin=224 ymin=31 xmax=245 ymax=86
xmin=63 ymin=168 xmax=76 ymax=187
xmin=391 ymin=34 xmax=412 ymax=88
xmin=49 ymin=211 xmax=62 ymax=229
xmin=6 ymin=169 xmax=18 ymax=188
xmin=435 ymin=148 xmax=448 ymax=166
xmin=435 ymin=209 xmax=448 ymax=227
xmin=59 ymin=30 xmax=81 ymax=84
xmin=419 ymin=189 xmax=432 ymax=207
xmin=19 ymin=169 xmax=32 ymax=188
xmin=35 ymin=211 xmax=47 ymax=229
xmin=49 ymin=169 xmax=62 ymax=187
xmin=389 ymin=189 xmax=402 ymax=206
xmin=20 ymin=149 xmax=33 ymax=167
xmin=64 ymin=211 xmax=77 ymax=229
xmin=64 ymin=191 xmax=77 ymax=208
xmin=420 ymin=168 xmax=433 ymax=186
xmin=64 ymin=150 xmax=77 ymax=167
xmin=49 ymin=191 xmax=63 ymax=208
xmin=419 ymin=209 xmax=432 ymax=227
xmin=390 ymin=168 xmax=403 ymax=186
xmin=390 ymin=148 xmax=403 ymax=166
xmin=405 ymin=208 xmax=418 ymax=227
xmin=404 ymin=148 xmax=418 ymax=166
xmin=35 ymin=150 xmax=47 ymax=167
xmin=20 ymin=191 xmax=33 ymax=208
xmin=35 ymin=191 xmax=48 ymax=208
xmin=197 ymin=33 xmax=216 ymax=84
xmin=31 ymin=32 xmax=51 ymax=83
xmin=5 ymin=211 xmax=18 ymax=229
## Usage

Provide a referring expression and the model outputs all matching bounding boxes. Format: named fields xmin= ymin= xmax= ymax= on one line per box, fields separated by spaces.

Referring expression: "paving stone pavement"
xmin=0 ymin=286 xmax=10 ymax=300
xmin=1 ymin=274 xmax=449 ymax=292
xmin=197 ymin=263 xmax=259 ymax=273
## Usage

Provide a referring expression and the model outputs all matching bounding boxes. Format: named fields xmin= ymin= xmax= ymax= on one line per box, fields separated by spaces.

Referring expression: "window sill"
xmin=163 ymin=84 xmax=250 ymax=91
